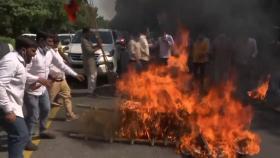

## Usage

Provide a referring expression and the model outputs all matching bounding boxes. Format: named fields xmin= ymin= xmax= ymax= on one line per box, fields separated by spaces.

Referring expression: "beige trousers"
xmin=49 ymin=80 xmax=74 ymax=117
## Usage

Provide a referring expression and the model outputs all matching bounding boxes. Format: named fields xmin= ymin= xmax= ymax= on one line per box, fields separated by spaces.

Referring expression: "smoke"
xmin=111 ymin=0 xmax=279 ymax=39
xmin=91 ymin=0 xmax=116 ymax=20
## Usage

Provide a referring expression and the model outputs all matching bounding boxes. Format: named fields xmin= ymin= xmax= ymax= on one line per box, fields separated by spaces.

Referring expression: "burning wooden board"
xmin=118 ymin=99 xmax=193 ymax=143
xmin=76 ymin=100 xmax=192 ymax=146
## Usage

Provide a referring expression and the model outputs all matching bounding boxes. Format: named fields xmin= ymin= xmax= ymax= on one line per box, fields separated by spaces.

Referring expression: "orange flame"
xmin=248 ymin=75 xmax=271 ymax=100
xmin=117 ymin=29 xmax=260 ymax=157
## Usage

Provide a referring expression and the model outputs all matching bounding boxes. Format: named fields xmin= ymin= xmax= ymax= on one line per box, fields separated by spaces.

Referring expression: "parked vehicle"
xmin=21 ymin=33 xmax=36 ymax=41
xmin=65 ymin=29 xmax=120 ymax=75
xmin=58 ymin=33 xmax=74 ymax=46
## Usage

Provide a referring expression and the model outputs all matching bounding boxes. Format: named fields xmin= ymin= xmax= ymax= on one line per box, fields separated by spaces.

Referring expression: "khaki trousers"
xmin=49 ymin=80 xmax=74 ymax=117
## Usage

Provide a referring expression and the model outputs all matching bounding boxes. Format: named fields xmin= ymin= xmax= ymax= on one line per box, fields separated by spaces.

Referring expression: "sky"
xmin=90 ymin=0 xmax=116 ymax=20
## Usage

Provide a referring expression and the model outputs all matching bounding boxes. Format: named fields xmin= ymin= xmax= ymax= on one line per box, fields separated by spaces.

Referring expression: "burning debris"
xmin=116 ymin=30 xmax=260 ymax=158
xmin=248 ymin=75 xmax=271 ymax=101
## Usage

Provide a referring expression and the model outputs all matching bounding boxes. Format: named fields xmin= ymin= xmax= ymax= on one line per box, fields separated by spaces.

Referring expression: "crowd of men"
xmin=0 ymin=31 xmax=87 ymax=158
xmin=126 ymin=30 xmax=258 ymax=96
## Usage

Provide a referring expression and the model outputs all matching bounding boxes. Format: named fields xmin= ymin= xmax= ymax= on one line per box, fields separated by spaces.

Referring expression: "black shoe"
xmin=39 ymin=132 xmax=56 ymax=139
xmin=25 ymin=142 xmax=38 ymax=151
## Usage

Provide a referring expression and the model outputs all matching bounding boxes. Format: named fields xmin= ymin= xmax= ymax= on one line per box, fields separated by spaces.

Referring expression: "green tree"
xmin=0 ymin=0 xmax=51 ymax=37
xmin=0 ymin=0 xmax=110 ymax=37
xmin=96 ymin=15 xmax=110 ymax=28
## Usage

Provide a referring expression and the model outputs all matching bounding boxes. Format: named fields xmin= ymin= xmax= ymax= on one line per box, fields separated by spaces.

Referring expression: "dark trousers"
xmin=193 ymin=62 xmax=206 ymax=85
xmin=140 ymin=60 xmax=149 ymax=71
xmin=118 ymin=50 xmax=130 ymax=75
xmin=0 ymin=111 xmax=29 ymax=158
xmin=158 ymin=58 xmax=168 ymax=66
xmin=235 ymin=63 xmax=255 ymax=102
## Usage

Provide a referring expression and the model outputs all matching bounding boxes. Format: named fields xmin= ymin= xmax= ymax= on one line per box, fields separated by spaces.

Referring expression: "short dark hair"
xmin=15 ymin=36 xmax=38 ymax=50
xmin=82 ymin=27 xmax=91 ymax=34
xmin=36 ymin=31 xmax=48 ymax=41
xmin=36 ymin=31 xmax=53 ymax=42
xmin=52 ymin=34 xmax=60 ymax=44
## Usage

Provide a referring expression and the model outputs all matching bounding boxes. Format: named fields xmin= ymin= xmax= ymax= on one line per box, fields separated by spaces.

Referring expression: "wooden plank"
xmin=68 ymin=132 xmax=179 ymax=147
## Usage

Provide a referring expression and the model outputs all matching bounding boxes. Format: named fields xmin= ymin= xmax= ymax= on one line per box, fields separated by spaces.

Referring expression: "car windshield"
xmin=72 ymin=31 xmax=113 ymax=44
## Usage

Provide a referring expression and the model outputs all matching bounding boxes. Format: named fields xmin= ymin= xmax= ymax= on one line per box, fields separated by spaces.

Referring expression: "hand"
xmin=75 ymin=74 xmax=85 ymax=82
xmin=53 ymin=78 xmax=63 ymax=82
xmin=5 ymin=112 xmax=16 ymax=123
xmin=49 ymin=75 xmax=63 ymax=82
xmin=30 ymin=82 xmax=42 ymax=91
xmin=93 ymin=44 xmax=100 ymax=49
xmin=63 ymin=60 xmax=69 ymax=64
xmin=37 ymin=78 xmax=52 ymax=88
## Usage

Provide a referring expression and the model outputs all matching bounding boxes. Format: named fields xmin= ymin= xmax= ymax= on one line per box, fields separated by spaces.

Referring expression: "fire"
xmin=248 ymin=75 xmax=271 ymax=100
xmin=180 ymin=82 xmax=260 ymax=157
xmin=116 ymin=29 xmax=260 ymax=157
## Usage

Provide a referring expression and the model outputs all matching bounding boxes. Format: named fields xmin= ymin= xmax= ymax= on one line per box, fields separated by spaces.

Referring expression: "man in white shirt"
xmin=128 ymin=35 xmax=138 ymax=62
xmin=138 ymin=32 xmax=150 ymax=70
xmin=48 ymin=35 xmax=79 ymax=121
xmin=0 ymin=37 xmax=38 ymax=158
xmin=128 ymin=35 xmax=141 ymax=60
xmin=158 ymin=32 xmax=175 ymax=65
xmin=24 ymin=32 xmax=84 ymax=150
xmin=128 ymin=34 xmax=142 ymax=70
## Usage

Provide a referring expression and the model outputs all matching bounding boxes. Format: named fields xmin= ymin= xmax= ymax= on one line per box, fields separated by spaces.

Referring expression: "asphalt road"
xmin=0 ymin=88 xmax=280 ymax=158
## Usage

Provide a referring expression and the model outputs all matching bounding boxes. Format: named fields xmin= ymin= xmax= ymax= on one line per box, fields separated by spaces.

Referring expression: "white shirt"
xmin=139 ymin=34 xmax=150 ymax=61
xmin=128 ymin=39 xmax=141 ymax=61
xmin=0 ymin=52 xmax=26 ymax=117
xmin=49 ymin=48 xmax=66 ymax=80
xmin=158 ymin=34 xmax=174 ymax=58
xmin=26 ymin=47 xmax=78 ymax=96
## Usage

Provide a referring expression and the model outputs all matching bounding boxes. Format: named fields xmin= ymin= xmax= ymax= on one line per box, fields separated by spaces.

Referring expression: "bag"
xmin=0 ymin=43 xmax=10 ymax=60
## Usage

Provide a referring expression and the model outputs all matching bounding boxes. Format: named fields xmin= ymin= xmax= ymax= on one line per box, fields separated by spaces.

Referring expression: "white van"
xmin=66 ymin=29 xmax=119 ymax=75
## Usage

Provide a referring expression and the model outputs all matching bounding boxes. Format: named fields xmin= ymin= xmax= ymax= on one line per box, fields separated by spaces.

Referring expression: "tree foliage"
xmin=0 ymin=0 xmax=110 ymax=37
xmin=0 ymin=0 xmax=50 ymax=36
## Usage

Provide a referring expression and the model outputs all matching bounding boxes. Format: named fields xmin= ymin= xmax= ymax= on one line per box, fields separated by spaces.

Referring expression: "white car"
xmin=58 ymin=33 xmax=75 ymax=45
xmin=21 ymin=33 xmax=36 ymax=41
xmin=65 ymin=29 xmax=119 ymax=75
